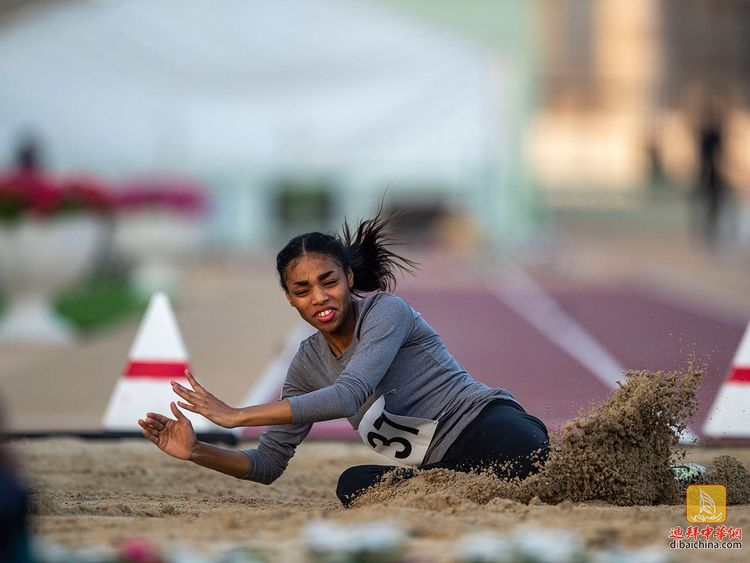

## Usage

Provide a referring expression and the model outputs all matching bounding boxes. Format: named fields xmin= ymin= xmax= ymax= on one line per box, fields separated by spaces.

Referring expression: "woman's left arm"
xmin=172 ymin=370 xmax=293 ymax=428
xmin=175 ymin=296 xmax=414 ymax=427
xmin=287 ymin=295 xmax=416 ymax=424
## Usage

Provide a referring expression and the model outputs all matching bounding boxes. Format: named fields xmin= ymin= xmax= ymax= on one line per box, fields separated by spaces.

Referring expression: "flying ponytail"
xmin=341 ymin=208 xmax=417 ymax=295
xmin=276 ymin=204 xmax=417 ymax=296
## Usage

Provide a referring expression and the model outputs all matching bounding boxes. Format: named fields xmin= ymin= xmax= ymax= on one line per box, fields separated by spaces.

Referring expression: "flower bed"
xmin=0 ymin=170 xmax=113 ymax=222
xmin=112 ymin=177 xmax=210 ymax=296
xmin=0 ymin=170 xmax=115 ymax=343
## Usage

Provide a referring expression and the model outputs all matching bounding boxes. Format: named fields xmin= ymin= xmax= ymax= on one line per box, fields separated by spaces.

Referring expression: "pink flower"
xmin=0 ymin=169 xmax=114 ymax=221
xmin=59 ymin=174 xmax=115 ymax=215
xmin=118 ymin=537 xmax=165 ymax=563
xmin=115 ymin=177 xmax=209 ymax=216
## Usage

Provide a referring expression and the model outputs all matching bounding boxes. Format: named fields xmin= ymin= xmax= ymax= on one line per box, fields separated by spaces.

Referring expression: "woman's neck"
xmin=324 ymin=301 xmax=357 ymax=357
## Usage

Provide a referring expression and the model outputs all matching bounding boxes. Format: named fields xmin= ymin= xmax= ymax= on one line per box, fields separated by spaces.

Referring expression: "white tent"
xmin=0 ymin=0 xmax=519 ymax=247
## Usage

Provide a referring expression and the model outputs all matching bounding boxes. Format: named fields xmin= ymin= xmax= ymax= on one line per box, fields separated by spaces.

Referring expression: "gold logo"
xmin=686 ymin=485 xmax=726 ymax=523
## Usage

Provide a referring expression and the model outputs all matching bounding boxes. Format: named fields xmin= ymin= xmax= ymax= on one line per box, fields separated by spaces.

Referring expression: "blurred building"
xmin=531 ymin=0 xmax=750 ymax=208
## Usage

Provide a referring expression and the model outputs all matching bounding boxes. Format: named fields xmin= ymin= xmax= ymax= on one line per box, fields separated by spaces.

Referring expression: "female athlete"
xmin=138 ymin=210 xmax=549 ymax=506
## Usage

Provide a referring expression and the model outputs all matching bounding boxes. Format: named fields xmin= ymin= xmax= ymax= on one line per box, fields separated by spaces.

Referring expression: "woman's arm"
xmin=287 ymin=295 xmax=416 ymax=425
xmin=138 ymin=402 xmax=250 ymax=478
xmin=189 ymin=441 xmax=250 ymax=479
xmin=171 ymin=371 xmax=293 ymax=429
xmin=177 ymin=294 xmax=414 ymax=430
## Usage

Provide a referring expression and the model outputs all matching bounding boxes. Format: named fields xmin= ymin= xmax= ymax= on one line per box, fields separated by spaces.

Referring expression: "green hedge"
xmin=0 ymin=278 xmax=147 ymax=334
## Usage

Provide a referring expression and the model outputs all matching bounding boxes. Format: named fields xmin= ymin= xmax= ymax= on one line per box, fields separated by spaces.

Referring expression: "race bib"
xmin=357 ymin=396 xmax=438 ymax=467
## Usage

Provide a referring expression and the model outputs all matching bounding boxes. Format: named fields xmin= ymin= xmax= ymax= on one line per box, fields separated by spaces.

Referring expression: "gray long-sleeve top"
xmin=242 ymin=292 xmax=518 ymax=484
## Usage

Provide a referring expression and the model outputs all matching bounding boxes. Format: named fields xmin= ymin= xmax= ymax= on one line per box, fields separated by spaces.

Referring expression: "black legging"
xmin=336 ymin=399 xmax=549 ymax=507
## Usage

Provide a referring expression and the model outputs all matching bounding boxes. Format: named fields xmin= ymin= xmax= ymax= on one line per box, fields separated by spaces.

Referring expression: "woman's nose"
xmin=311 ymin=285 xmax=329 ymax=304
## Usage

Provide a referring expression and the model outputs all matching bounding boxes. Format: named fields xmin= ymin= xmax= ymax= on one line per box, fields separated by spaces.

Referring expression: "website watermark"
xmin=669 ymin=484 xmax=742 ymax=551
xmin=686 ymin=484 xmax=725 ymax=523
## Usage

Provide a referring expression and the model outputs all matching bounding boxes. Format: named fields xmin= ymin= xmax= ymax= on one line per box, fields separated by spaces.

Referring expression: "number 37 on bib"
xmin=357 ymin=396 xmax=438 ymax=467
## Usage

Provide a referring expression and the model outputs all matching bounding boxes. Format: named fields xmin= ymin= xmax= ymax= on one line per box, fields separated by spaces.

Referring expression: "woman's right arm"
xmin=189 ymin=441 xmax=250 ymax=479
xmin=139 ymin=356 xmax=313 ymax=484
xmin=138 ymin=402 xmax=250 ymax=479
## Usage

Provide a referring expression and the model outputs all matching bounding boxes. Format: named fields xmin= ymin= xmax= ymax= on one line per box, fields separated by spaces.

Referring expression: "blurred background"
xmin=0 ymin=0 xmax=749 ymax=434
xmin=2 ymin=0 xmax=750 ymax=260
xmin=1 ymin=0 xmax=749 ymax=254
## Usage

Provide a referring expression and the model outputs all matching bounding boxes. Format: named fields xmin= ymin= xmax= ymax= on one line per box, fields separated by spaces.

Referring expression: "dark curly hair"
xmin=276 ymin=205 xmax=417 ymax=296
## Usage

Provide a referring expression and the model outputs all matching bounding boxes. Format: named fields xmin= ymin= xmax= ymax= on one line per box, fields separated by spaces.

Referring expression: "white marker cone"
xmin=703 ymin=320 xmax=750 ymax=438
xmin=101 ymin=292 xmax=219 ymax=432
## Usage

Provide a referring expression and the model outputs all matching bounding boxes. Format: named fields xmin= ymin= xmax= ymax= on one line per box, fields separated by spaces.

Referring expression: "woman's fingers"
xmin=138 ymin=418 xmax=164 ymax=446
xmin=145 ymin=412 xmax=170 ymax=425
xmin=171 ymin=381 xmax=207 ymax=408
xmin=139 ymin=423 xmax=159 ymax=438
xmin=171 ymin=381 xmax=193 ymax=400
xmin=140 ymin=428 xmax=159 ymax=445
xmin=138 ymin=411 xmax=173 ymax=435
xmin=170 ymin=401 xmax=189 ymax=420
xmin=176 ymin=401 xmax=199 ymax=414
xmin=173 ymin=370 xmax=203 ymax=396
xmin=142 ymin=418 xmax=164 ymax=431
xmin=184 ymin=369 xmax=204 ymax=392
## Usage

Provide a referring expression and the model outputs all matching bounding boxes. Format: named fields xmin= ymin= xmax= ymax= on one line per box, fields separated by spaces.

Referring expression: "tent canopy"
xmin=0 ymin=0 xmax=526 ymax=245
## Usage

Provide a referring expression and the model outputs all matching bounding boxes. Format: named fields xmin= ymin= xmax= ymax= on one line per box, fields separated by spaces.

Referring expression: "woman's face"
xmin=283 ymin=253 xmax=355 ymax=341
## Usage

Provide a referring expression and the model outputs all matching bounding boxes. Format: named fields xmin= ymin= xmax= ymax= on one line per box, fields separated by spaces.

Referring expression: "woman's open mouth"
xmin=314 ymin=308 xmax=336 ymax=323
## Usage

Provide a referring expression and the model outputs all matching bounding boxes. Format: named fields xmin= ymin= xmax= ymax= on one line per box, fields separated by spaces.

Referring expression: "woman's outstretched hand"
xmin=138 ymin=402 xmax=197 ymax=460
xmin=171 ymin=370 xmax=238 ymax=429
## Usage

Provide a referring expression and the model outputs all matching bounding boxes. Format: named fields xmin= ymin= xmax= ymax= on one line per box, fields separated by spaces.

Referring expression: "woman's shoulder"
xmin=296 ymin=330 xmax=326 ymax=356
xmin=357 ymin=291 xmax=416 ymax=325
xmin=360 ymin=291 xmax=411 ymax=312
xmin=286 ymin=331 xmax=329 ymax=384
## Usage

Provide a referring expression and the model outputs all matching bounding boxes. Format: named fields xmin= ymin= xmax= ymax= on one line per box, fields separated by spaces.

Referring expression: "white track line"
xmin=488 ymin=260 xmax=698 ymax=444
xmin=488 ymin=261 xmax=625 ymax=388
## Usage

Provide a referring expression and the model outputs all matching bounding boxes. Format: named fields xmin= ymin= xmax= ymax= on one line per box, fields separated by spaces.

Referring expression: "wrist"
xmin=233 ymin=406 xmax=252 ymax=427
xmin=189 ymin=440 xmax=205 ymax=462
xmin=229 ymin=406 xmax=244 ymax=428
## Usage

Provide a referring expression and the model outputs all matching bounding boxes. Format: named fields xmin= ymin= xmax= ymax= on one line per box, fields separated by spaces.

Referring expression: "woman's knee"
xmin=335 ymin=465 xmax=388 ymax=507
xmin=336 ymin=465 xmax=413 ymax=507
xmin=511 ymin=440 xmax=550 ymax=480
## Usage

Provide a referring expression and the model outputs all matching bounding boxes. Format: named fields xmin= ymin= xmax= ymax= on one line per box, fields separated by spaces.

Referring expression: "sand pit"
xmin=7 ymin=439 xmax=749 ymax=562
xmin=6 ymin=368 xmax=750 ymax=562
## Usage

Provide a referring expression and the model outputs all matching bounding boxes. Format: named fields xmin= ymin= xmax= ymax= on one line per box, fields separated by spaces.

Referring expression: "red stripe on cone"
xmin=729 ymin=366 xmax=750 ymax=383
xmin=124 ymin=361 xmax=189 ymax=379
